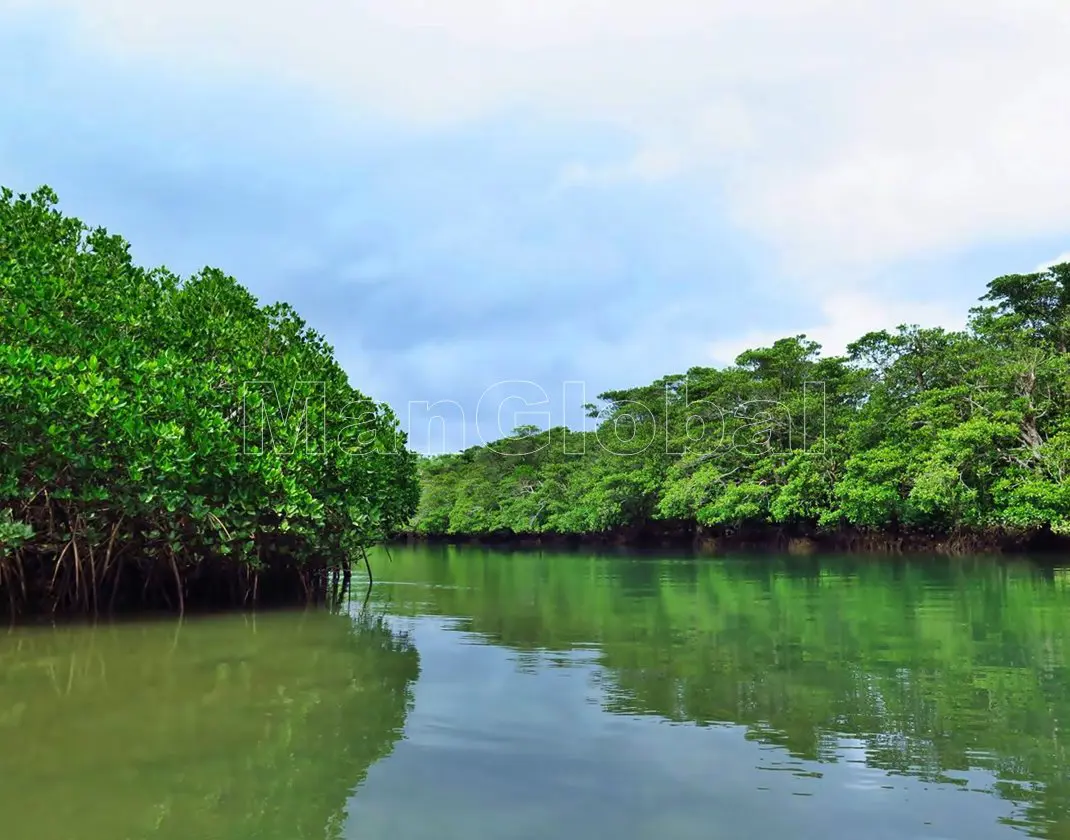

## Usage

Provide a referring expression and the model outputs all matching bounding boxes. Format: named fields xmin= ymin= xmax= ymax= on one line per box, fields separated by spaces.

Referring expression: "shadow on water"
xmin=369 ymin=545 xmax=1070 ymax=838
xmin=0 ymin=605 xmax=420 ymax=840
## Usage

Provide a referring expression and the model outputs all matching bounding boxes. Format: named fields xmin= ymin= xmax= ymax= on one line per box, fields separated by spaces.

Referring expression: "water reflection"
xmin=369 ymin=547 xmax=1070 ymax=838
xmin=0 ymin=609 xmax=419 ymax=840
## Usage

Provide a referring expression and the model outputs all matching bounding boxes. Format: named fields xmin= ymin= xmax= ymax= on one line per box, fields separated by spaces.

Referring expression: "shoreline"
xmin=396 ymin=521 xmax=1070 ymax=556
xmin=0 ymin=553 xmax=358 ymax=623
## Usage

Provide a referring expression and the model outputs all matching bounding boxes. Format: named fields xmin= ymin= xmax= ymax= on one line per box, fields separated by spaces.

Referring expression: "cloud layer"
xmin=18 ymin=0 xmax=1070 ymax=267
xmin=2 ymin=0 xmax=1068 ymax=450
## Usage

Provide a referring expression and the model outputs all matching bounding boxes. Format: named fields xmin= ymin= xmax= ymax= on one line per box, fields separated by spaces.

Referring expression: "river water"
xmin=2 ymin=546 xmax=1068 ymax=839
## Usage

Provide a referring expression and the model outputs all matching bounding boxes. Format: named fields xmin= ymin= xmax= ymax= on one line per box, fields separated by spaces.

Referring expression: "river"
xmin=2 ymin=546 xmax=1068 ymax=839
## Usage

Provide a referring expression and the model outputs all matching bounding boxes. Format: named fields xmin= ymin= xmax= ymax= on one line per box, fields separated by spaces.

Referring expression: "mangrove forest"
xmin=0 ymin=186 xmax=419 ymax=616
xmin=410 ymin=260 xmax=1070 ymax=553
xmin=4 ymin=182 xmax=1070 ymax=618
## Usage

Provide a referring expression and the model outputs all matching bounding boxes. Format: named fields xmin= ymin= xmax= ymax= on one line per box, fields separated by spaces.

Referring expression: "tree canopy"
xmin=0 ymin=186 xmax=419 ymax=612
xmin=412 ymin=263 xmax=1070 ymax=541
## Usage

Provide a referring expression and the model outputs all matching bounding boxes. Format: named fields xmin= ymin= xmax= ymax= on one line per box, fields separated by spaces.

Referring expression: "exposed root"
xmin=2 ymin=519 xmax=378 ymax=618
xmin=72 ymin=538 xmax=82 ymax=612
xmin=108 ymin=558 xmax=124 ymax=613
xmin=99 ymin=517 xmax=123 ymax=582
xmin=50 ymin=539 xmax=72 ymax=594
xmin=169 ymin=549 xmax=185 ymax=616
xmin=360 ymin=546 xmax=374 ymax=587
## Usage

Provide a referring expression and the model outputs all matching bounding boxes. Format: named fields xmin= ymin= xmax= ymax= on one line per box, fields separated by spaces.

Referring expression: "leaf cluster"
xmin=0 ymin=186 xmax=419 ymax=602
xmin=412 ymin=264 xmax=1070 ymax=538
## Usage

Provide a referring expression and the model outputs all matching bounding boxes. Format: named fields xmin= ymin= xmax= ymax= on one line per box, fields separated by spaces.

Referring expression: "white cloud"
xmin=1036 ymin=252 xmax=1070 ymax=271
xmin=7 ymin=0 xmax=1070 ymax=277
xmin=706 ymin=291 xmax=967 ymax=365
xmin=552 ymin=147 xmax=685 ymax=192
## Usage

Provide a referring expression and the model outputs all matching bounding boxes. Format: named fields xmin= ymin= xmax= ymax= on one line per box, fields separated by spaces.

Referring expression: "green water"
xmin=3 ymin=548 xmax=1069 ymax=839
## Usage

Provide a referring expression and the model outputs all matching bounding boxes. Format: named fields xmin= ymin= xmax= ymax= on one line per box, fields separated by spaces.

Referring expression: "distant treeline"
xmin=0 ymin=186 xmax=419 ymax=615
xmin=411 ymin=263 xmax=1070 ymax=550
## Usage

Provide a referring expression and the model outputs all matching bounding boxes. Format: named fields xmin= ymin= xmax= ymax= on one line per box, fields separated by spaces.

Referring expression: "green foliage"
xmin=0 ymin=186 xmax=419 ymax=607
xmin=412 ymin=266 xmax=1070 ymax=540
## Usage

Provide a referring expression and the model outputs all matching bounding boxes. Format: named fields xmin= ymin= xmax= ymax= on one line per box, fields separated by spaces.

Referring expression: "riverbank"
xmin=397 ymin=521 xmax=1069 ymax=556
xmin=0 ymin=549 xmax=363 ymax=621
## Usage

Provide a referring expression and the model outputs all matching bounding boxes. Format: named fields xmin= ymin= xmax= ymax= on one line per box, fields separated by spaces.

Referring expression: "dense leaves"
xmin=412 ymin=265 xmax=1070 ymax=540
xmin=0 ymin=186 xmax=419 ymax=611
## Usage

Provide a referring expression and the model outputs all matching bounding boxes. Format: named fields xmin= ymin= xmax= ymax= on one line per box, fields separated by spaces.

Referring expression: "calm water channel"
xmin=2 ymin=547 xmax=1069 ymax=839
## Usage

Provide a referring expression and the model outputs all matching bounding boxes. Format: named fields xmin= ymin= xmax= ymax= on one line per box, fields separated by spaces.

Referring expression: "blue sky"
xmin=3 ymin=1 xmax=1069 ymax=452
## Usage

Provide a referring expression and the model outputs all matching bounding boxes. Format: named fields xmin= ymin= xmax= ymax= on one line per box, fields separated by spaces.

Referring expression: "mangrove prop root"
xmin=108 ymin=558 xmax=123 ymax=613
xmin=360 ymin=546 xmax=373 ymax=586
xmin=2 ymin=536 xmax=363 ymax=618
xmin=169 ymin=550 xmax=185 ymax=615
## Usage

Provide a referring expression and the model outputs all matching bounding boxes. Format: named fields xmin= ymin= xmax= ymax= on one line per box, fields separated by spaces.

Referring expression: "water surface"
xmin=3 ymin=548 xmax=1068 ymax=839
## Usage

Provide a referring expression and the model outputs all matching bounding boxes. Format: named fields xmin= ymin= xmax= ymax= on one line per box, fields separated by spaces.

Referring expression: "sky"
xmin=2 ymin=0 xmax=1069 ymax=453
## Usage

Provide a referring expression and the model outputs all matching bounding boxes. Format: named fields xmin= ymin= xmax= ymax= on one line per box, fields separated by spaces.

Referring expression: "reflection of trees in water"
xmin=0 ymin=609 xmax=420 ymax=840
xmin=374 ymin=547 xmax=1070 ymax=837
